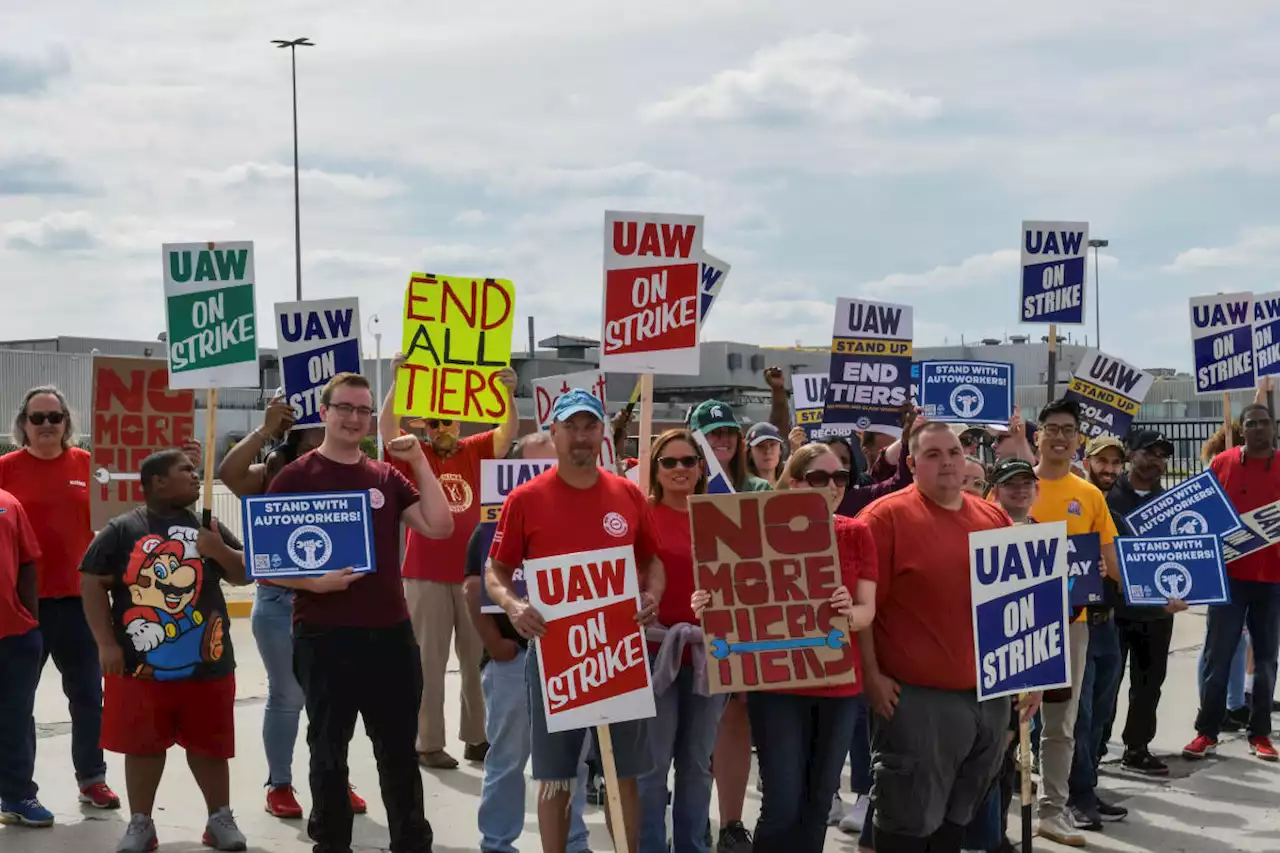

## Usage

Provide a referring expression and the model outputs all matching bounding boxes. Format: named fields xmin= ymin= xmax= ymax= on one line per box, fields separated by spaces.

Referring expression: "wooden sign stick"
xmin=202 ymin=388 xmax=218 ymax=527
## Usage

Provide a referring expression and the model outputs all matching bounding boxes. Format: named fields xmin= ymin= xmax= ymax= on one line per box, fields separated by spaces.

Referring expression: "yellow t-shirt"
xmin=1031 ymin=470 xmax=1117 ymax=544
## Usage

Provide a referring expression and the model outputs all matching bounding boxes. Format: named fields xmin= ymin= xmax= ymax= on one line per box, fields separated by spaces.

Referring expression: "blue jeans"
xmin=1198 ymin=630 xmax=1248 ymax=712
xmin=1195 ymin=579 xmax=1280 ymax=739
xmin=0 ymin=629 xmax=43 ymax=801
xmin=747 ymin=691 xmax=858 ymax=853
xmin=36 ymin=596 xmax=107 ymax=785
xmin=478 ymin=650 xmax=590 ymax=853
xmin=1068 ymin=618 xmax=1124 ymax=811
xmin=252 ymin=584 xmax=305 ymax=787
xmin=638 ymin=665 xmax=728 ymax=853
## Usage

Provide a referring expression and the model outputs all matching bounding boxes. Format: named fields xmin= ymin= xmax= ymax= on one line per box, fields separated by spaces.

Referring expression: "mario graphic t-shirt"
xmin=80 ymin=507 xmax=238 ymax=681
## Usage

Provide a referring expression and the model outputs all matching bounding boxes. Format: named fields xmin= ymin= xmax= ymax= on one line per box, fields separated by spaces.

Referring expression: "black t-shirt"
xmin=80 ymin=507 xmax=240 ymax=681
xmin=464 ymin=523 xmax=525 ymax=669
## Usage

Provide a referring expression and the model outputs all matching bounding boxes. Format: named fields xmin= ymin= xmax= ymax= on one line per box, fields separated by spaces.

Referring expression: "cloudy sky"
xmin=3 ymin=1 xmax=1280 ymax=373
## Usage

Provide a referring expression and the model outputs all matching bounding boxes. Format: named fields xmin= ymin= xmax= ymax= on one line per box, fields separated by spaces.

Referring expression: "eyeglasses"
xmin=426 ymin=420 xmax=454 ymax=428
xmin=330 ymin=403 xmax=375 ymax=418
xmin=27 ymin=412 xmax=66 ymax=426
xmin=1041 ymin=424 xmax=1078 ymax=439
xmin=803 ymin=468 xmax=851 ymax=488
xmin=658 ymin=455 xmax=700 ymax=470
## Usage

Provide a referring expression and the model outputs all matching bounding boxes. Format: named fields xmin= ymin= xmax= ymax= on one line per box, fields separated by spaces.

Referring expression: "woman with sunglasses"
xmin=638 ymin=430 xmax=727 ymax=853
xmin=693 ymin=442 xmax=877 ymax=853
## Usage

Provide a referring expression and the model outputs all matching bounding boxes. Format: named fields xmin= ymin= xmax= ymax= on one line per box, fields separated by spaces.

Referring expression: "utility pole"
xmin=1087 ymin=238 xmax=1109 ymax=350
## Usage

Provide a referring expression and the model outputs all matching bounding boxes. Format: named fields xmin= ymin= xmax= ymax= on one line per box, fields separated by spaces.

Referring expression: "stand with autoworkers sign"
xmin=1116 ymin=535 xmax=1229 ymax=606
xmin=920 ymin=361 xmax=1013 ymax=425
xmin=1122 ymin=470 xmax=1243 ymax=539
xmin=242 ymin=491 xmax=375 ymax=579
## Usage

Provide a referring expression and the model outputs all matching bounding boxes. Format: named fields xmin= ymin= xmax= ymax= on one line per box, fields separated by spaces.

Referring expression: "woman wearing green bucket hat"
xmin=688 ymin=400 xmax=771 ymax=494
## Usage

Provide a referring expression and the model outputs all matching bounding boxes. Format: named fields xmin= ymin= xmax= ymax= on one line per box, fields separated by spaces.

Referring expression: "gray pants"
xmin=870 ymin=683 xmax=1011 ymax=838
xmin=1039 ymin=620 xmax=1090 ymax=821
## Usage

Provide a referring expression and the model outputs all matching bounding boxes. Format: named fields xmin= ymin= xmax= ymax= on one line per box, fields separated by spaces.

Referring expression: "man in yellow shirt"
xmin=1029 ymin=400 xmax=1119 ymax=849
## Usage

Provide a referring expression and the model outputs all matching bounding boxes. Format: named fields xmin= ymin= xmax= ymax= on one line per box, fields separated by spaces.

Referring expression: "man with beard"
xmin=379 ymin=355 xmax=520 ymax=768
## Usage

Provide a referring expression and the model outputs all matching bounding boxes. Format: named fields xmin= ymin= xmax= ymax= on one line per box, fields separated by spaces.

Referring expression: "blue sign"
xmin=1020 ymin=221 xmax=1088 ymax=325
xmin=969 ymin=522 xmax=1072 ymax=701
xmin=1116 ymin=535 xmax=1229 ymax=606
xmin=1067 ymin=533 xmax=1103 ymax=608
xmin=698 ymin=253 xmax=731 ymax=326
xmin=243 ymin=491 xmax=375 ymax=579
xmin=1123 ymin=470 xmax=1243 ymax=539
xmin=477 ymin=459 xmax=555 ymax=613
xmin=1254 ymin=292 xmax=1280 ymax=378
xmin=1189 ymin=293 xmax=1254 ymax=394
xmin=1221 ymin=499 xmax=1280 ymax=563
xmin=275 ymin=298 xmax=363 ymax=426
xmin=920 ymin=361 xmax=1013 ymax=425
xmin=824 ymin=298 xmax=913 ymax=434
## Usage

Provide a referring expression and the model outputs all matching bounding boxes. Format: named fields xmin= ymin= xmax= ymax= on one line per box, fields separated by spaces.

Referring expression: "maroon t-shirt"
xmin=267 ymin=450 xmax=419 ymax=629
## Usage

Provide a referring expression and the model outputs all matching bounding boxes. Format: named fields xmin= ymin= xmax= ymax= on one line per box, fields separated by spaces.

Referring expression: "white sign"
xmin=163 ymin=241 xmax=259 ymax=389
xmin=530 ymin=370 xmax=615 ymax=468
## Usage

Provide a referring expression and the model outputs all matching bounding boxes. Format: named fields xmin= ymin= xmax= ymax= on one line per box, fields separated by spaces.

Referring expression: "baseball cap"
xmin=1129 ymin=429 xmax=1175 ymax=457
xmin=690 ymin=400 xmax=739 ymax=434
xmin=991 ymin=457 xmax=1038 ymax=485
xmin=552 ymin=388 xmax=606 ymax=423
xmin=1085 ymin=435 xmax=1126 ymax=458
xmin=745 ymin=422 xmax=782 ymax=447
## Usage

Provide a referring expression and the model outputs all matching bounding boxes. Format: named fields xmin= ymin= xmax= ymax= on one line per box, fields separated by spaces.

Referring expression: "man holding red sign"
xmin=486 ymin=389 xmax=664 ymax=853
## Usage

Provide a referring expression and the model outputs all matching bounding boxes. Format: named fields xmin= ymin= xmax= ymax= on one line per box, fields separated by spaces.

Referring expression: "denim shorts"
xmin=525 ymin=649 xmax=651 ymax=781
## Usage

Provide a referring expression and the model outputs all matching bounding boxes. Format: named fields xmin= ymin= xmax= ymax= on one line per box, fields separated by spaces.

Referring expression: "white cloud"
xmin=643 ymin=32 xmax=940 ymax=124
xmin=860 ymin=250 xmax=1019 ymax=299
xmin=453 ymin=209 xmax=486 ymax=226
xmin=1164 ymin=226 xmax=1280 ymax=271
xmin=188 ymin=162 xmax=404 ymax=200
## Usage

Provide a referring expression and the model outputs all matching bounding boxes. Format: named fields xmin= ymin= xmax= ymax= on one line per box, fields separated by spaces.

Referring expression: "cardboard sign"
xmin=395 ymin=273 xmax=516 ymax=422
xmin=1063 ymin=350 xmax=1153 ymax=443
xmin=1190 ymin=292 xmax=1255 ymax=394
xmin=531 ymin=371 xmax=615 ymax=468
xmin=600 ymin=210 xmax=704 ymax=375
xmin=477 ymin=459 xmax=556 ymax=613
xmin=1253 ymin=291 xmax=1280 ymax=378
xmin=698 ymin=252 xmax=731 ymax=328
xmin=824 ymin=298 xmax=913 ymax=436
xmin=970 ymin=521 xmax=1072 ymax=701
xmin=1221 ymin=499 xmax=1280 ymax=562
xmin=920 ymin=361 xmax=1013 ymax=424
xmin=242 ymin=491 xmax=375 ymax=579
xmin=1020 ymin=221 xmax=1088 ymax=325
xmin=1123 ymin=470 xmax=1242 ymax=539
xmin=162 ymin=241 xmax=259 ymax=389
xmin=1067 ymin=533 xmax=1104 ymax=608
xmin=1117 ymin=535 xmax=1229 ymax=606
xmin=276 ymin=298 xmax=362 ymax=426
xmin=90 ymin=356 xmax=196 ymax=530
xmin=526 ymin=545 xmax=655 ymax=732
xmin=690 ymin=491 xmax=854 ymax=694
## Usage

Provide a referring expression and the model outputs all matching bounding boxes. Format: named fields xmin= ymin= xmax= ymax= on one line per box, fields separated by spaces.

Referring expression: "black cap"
xmin=745 ymin=421 xmax=782 ymax=447
xmin=1129 ymin=429 xmax=1174 ymax=457
xmin=991 ymin=457 xmax=1038 ymax=485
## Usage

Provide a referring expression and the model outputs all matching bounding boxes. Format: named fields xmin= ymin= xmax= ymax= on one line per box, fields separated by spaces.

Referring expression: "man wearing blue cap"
xmin=486 ymin=389 xmax=664 ymax=853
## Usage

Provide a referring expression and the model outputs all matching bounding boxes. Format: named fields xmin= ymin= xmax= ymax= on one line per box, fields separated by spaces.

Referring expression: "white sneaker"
xmin=839 ymin=796 xmax=869 ymax=833
xmin=827 ymin=794 xmax=846 ymax=826
xmin=1038 ymin=812 xmax=1087 ymax=847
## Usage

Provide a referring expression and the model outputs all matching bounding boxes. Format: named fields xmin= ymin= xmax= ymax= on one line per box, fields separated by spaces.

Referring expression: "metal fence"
xmin=1129 ymin=419 xmax=1219 ymax=478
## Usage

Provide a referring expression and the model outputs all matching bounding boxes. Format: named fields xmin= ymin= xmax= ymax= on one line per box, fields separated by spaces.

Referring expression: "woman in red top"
xmin=694 ymin=442 xmax=878 ymax=853
xmin=636 ymin=430 xmax=726 ymax=853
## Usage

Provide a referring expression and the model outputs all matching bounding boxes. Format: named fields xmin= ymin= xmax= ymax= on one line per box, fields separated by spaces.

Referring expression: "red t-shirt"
xmin=653 ymin=503 xmax=696 ymax=629
xmin=387 ymin=430 xmax=495 ymax=584
xmin=268 ymin=450 xmax=419 ymax=629
xmin=0 ymin=489 xmax=41 ymax=640
xmin=859 ymin=485 xmax=1011 ymax=691
xmin=0 ymin=448 xmax=93 ymax=600
xmin=1211 ymin=449 xmax=1280 ymax=583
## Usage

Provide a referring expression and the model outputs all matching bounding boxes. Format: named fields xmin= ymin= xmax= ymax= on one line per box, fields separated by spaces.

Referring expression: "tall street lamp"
xmin=369 ymin=313 xmax=384 ymax=456
xmin=271 ymin=37 xmax=314 ymax=301
xmin=1088 ymin=238 xmax=1109 ymax=349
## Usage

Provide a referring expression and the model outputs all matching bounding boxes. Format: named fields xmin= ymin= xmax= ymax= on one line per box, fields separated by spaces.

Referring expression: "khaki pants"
xmin=1038 ymin=620 xmax=1090 ymax=821
xmin=404 ymin=579 xmax=486 ymax=754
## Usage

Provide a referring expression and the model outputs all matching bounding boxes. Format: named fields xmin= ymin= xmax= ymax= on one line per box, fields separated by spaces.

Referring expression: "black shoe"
xmin=716 ymin=821 xmax=753 ymax=853
xmin=1122 ymin=747 xmax=1169 ymax=776
xmin=1068 ymin=805 xmax=1103 ymax=832
xmin=1097 ymin=799 xmax=1128 ymax=822
xmin=463 ymin=742 xmax=489 ymax=762
xmin=1221 ymin=706 xmax=1251 ymax=733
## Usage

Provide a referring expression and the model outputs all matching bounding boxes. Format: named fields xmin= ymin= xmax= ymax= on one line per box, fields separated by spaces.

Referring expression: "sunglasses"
xmin=803 ymin=468 xmax=851 ymax=488
xmin=426 ymin=420 xmax=454 ymax=429
xmin=658 ymin=455 xmax=700 ymax=470
xmin=27 ymin=411 xmax=66 ymax=426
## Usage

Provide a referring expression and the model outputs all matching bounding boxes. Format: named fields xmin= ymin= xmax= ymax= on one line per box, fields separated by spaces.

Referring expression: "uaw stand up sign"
xmin=242 ymin=491 xmax=376 ymax=579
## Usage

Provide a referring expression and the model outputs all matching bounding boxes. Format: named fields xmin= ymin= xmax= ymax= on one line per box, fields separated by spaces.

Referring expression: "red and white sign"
xmin=531 ymin=370 xmax=615 ymax=468
xmin=526 ymin=545 xmax=656 ymax=732
xmin=601 ymin=210 xmax=704 ymax=376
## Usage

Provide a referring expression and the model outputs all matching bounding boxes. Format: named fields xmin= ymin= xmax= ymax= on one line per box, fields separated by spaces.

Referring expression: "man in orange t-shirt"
xmin=379 ymin=356 xmax=520 ymax=768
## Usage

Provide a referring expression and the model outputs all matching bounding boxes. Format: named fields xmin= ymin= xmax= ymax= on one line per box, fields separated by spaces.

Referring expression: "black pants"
xmin=1113 ymin=616 xmax=1174 ymax=750
xmin=294 ymin=621 xmax=432 ymax=853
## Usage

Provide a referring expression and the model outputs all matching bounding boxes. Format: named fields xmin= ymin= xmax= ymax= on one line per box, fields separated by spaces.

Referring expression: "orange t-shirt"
xmin=387 ymin=430 xmax=496 ymax=583
xmin=858 ymin=485 xmax=1011 ymax=691
xmin=0 ymin=448 xmax=93 ymax=600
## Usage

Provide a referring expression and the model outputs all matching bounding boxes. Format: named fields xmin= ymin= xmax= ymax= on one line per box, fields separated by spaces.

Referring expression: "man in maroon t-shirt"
xmin=268 ymin=372 xmax=455 ymax=853
xmin=379 ymin=354 xmax=520 ymax=767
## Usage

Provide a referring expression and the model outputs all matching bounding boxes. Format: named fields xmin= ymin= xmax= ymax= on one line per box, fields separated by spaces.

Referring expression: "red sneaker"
xmin=78 ymin=782 xmax=121 ymax=810
xmin=264 ymin=786 xmax=303 ymax=819
xmin=1249 ymin=736 xmax=1279 ymax=762
xmin=349 ymin=785 xmax=368 ymax=815
xmin=1182 ymin=734 xmax=1219 ymax=759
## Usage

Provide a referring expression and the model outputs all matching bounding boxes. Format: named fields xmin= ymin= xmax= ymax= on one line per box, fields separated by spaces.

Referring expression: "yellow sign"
xmin=395 ymin=273 xmax=516 ymax=422
xmin=831 ymin=338 xmax=913 ymax=356
xmin=1066 ymin=377 xmax=1140 ymax=416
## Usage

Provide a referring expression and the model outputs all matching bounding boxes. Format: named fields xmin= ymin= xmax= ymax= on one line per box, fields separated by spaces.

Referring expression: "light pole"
xmin=1088 ymin=238 xmax=1109 ymax=349
xmin=369 ymin=314 xmax=383 ymax=456
xmin=271 ymin=37 xmax=314 ymax=301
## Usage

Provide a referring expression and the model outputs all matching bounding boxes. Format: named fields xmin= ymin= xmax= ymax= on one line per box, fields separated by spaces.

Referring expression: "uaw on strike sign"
xmin=526 ymin=546 xmax=655 ymax=732
xmin=1190 ymin=292 xmax=1255 ymax=394
xmin=276 ymin=298 xmax=362 ymax=426
xmin=601 ymin=210 xmax=704 ymax=376
xmin=1020 ymin=221 xmax=1088 ymax=325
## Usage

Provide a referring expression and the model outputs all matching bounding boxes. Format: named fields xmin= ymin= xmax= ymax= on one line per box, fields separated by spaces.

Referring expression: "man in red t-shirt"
xmin=858 ymin=421 xmax=1041 ymax=850
xmin=486 ymin=388 xmax=663 ymax=853
xmin=379 ymin=356 xmax=520 ymax=767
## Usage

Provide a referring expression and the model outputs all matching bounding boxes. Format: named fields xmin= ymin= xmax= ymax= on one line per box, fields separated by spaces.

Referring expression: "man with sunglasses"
xmin=379 ymin=356 xmax=521 ymax=769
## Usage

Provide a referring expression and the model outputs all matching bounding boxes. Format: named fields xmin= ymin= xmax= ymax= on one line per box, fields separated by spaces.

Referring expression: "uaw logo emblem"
xmin=440 ymin=473 xmax=474 ymax=514
xmin=949 ymin=383 xmax=984 ymax=420
xmin=1171 ymin=511 xmax=1208 ymax=535
xmin=1154 ymin=562 xmax=1193 ymax=600
xmin=287 ymin=525 xmax=334 ymax=571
